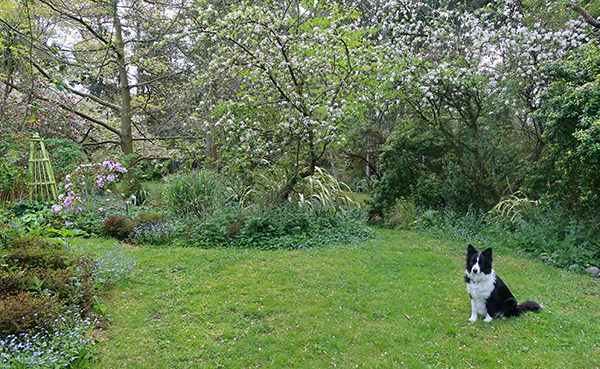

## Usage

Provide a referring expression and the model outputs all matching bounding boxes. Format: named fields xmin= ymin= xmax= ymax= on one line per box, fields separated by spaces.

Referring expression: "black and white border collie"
xmin=465 ymin=245 xmax=541 ymax=322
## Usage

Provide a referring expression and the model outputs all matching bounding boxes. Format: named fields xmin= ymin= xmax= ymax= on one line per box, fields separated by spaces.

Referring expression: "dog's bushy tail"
xmin=516 ymin=300 xmax=542 ymax=315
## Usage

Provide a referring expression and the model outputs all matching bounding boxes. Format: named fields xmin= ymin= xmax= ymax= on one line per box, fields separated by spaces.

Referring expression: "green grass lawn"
xmin=79 ymin=230 xmax=600 ymax=368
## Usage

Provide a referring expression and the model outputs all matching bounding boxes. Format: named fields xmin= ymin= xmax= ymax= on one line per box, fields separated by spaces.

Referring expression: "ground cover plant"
xmin=411 ymin=202 xmax=600 ymax=270
xmin=0 ymin=235 xmax=136 ymax=367
xmin=80 ymin=230 xmax=599 ymax=368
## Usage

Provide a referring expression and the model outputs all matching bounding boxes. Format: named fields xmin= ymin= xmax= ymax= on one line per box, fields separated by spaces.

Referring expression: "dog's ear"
xmin=482 ymin=247 xmax=493 ymax=257
xmin=467 ymin=244 xmax=477 ymax=254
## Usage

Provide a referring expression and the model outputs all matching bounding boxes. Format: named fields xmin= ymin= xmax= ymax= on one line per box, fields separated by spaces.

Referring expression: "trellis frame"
xmin=28 ymin=133 xmax=58 ymax=201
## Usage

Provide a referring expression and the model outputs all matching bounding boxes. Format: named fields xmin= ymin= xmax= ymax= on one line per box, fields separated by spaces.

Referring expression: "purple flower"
xmin=95 ymin=176 xmax=105 ymax=188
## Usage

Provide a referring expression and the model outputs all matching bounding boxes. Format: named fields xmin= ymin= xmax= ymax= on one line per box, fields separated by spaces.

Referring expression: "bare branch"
xmin=572 ymin=3 xmax=600 ymax=28
xmin=0 ymin=79 xmax=121 ymax=136
xmin=28 ymin=59 xmax=122 ymax=113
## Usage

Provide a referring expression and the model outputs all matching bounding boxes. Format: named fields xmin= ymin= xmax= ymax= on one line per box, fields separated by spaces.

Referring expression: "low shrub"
xmin=0 ymin=236 xmax=132 ymax=367
xmin=0 ymin=237 xmax=98 ymax=334
xmin=0 ymin=270 xmax=28 ymax=296
xmin=0 ymin=292 xmax=65 ymax=335
xmin=7 ymin=236 xmax=63 ymax=251
xmin=102 ymin=214 xmax=134 ymax=240
xmin=3 ymin=248 xmax=73 ymax=270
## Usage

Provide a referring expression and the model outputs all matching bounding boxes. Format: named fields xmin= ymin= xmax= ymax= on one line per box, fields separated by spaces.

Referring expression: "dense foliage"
xmin=529 ymin=43 xmax=600 ymax=210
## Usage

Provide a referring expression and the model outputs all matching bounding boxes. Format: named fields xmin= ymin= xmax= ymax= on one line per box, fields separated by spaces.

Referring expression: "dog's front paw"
xmin=484 ymin=315 xmax=493 ymax=322
xmin=468 ymin=315 xmax=477 ymax=322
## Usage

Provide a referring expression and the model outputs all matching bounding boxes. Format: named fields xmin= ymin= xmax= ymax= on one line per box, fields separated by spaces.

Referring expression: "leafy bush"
xmin=44 ymin=138 xmax=86 ymax=180
xmin=0 ymin=236 xmax=132 ymax=368
xmin=7 ymin=236 xmax=63 ymax=250
xmin=3 ymin=248 xmax=73 ymax=270
xmin=133 ymin=212 xmax=167 ymax=227
xmin=531 ymin=43 xmax=600 ymax=210
xmin=1 ymin=201 xmax=54 ymax=242
xmin=414 ymin=205 xmax=600 ymax=269
xmin=0 ymin=237 xmax=97 ymax=334
xmin=0 ymin=271 xmax=28 ymax=296
xmin=102 ymin=214 xmax=134 ymax=240
xmin=0 ymin=158 xmax=26 ymax=204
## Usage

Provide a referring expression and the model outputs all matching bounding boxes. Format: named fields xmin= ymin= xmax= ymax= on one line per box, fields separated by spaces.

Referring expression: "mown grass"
xmin=78 ymin=230 xmax=600 ymax=368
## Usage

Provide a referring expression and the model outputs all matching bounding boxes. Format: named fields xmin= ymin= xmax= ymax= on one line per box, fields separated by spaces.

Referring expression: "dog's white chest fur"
xmin=466 ymin=270 xmax=496 ymax=322
xmin=466 ymin=270 xmax=496 ymax=299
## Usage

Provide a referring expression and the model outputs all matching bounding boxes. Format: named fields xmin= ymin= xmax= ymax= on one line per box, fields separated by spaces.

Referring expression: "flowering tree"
xmin=189 ymin=1 xmax=374 ymax=199
xmin=370 ymin=0 xmax=588 ymax=209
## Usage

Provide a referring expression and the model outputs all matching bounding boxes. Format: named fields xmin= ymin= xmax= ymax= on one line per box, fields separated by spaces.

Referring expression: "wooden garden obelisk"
xmin=27 ymin=134 xmax=58 ymax=201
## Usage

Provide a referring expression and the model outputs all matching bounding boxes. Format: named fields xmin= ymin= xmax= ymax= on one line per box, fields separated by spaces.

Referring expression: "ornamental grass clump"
xmin=164 ymin=169 xmax=228 ymax=218
xmin=294 ymin=167 xmax=359 ymax=211
xmin=385 ymin=198 xmax=418 ymax=229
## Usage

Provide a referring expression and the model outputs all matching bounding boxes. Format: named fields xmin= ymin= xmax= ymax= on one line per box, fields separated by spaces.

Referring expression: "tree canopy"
xmin=2 ymin=0 xmax=599 ymax=210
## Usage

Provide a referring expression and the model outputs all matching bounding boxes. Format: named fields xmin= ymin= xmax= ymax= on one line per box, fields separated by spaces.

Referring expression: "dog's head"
xmin=466 ymin=244 xmax=493 ymax=278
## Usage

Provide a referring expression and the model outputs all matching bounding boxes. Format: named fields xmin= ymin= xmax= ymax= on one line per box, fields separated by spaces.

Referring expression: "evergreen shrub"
xmin=102 ymin=214 xmax=134 ymax=240
xmin=0 ymin=292 xmax=64 ymax=335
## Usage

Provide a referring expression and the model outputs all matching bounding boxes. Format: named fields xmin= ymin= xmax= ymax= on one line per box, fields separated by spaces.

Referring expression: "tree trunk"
xmin=112 ymin=0 xmax=134 ymax=157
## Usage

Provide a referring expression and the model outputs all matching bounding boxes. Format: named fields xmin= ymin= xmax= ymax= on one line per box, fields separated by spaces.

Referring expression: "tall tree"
xmin=1 ymin=0 xmax=191 ymax=162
